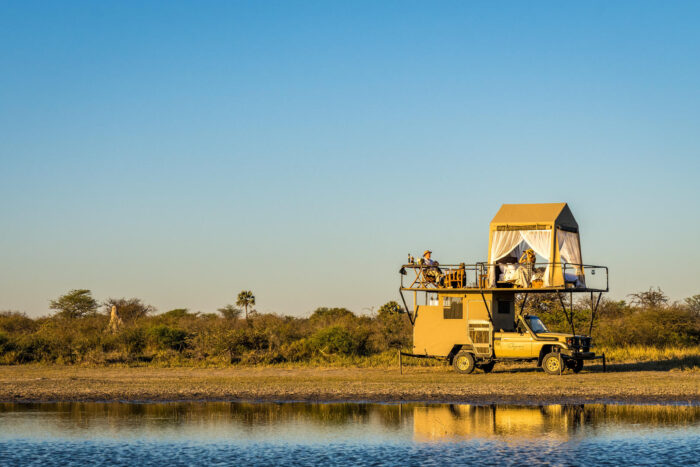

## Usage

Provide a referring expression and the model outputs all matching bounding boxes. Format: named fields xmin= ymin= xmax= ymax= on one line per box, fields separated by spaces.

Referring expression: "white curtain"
xmin=511 ymin=240 xmax=528 ymax=262
xmin=520 ymin=230 xmax=553 ymax=286
xmin=488 ymin=229 xmax=554 ymax=287
xmin=558 ymin=229 xmax=585 ymax=284
xmin=520 ymin=230 xmax=551 ymax=259
xmin=488 ymin=230 xmax=525 ymax=287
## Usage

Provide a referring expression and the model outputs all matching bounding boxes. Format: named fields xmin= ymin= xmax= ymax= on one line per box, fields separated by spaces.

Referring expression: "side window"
xmin=498 ymin=300 xmax=512 ymax=314
xmin=443 ymin=296 xmax=463 ymax=319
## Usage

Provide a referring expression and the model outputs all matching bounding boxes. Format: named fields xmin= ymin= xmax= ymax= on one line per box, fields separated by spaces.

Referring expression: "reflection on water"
xmin=413 ymin=404 xmax=700 ymax=441
xmin=0 ymin=402 xmax=698 ymax=465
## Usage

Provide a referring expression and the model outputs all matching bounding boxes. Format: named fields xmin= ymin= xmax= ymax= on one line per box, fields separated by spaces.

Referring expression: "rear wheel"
xmin=478 ymin=361 xmax=495 ymax=373
xmin=453 ymin=351 xmax=475 ymax=374
xmin=542 ymin=352 xmax=564 ymax=375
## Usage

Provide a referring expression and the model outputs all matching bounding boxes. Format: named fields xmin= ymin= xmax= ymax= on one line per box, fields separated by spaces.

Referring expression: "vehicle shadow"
xmin=590 ymin=356 xmax=700 ymax=372
xmin=492 ymin=356 xmax=699 ymax=374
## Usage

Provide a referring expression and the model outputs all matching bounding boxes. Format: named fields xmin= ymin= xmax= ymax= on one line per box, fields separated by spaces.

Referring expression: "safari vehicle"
xmin=398 ymin=203 xmax=608 ymax=375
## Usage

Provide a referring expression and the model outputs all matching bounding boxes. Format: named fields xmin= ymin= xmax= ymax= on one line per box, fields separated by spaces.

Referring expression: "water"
xmin=0 ymin=402 xmax=698 ymax=466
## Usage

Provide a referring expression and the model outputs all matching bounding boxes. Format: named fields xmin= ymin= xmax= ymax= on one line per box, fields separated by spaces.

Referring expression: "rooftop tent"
xmin=487 ymin=203 xmax=584 ymax=288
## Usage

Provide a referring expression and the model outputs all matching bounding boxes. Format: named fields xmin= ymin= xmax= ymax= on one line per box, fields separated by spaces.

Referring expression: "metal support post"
xmin=602 ymin=353 xmax=606 ymax=373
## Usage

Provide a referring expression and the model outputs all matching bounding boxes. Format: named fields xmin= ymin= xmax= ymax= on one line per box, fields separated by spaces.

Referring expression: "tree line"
xmin=0 ymin=287 xmax=697 ymax=365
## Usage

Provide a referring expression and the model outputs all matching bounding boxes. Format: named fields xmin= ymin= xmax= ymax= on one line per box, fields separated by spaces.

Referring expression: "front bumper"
xmin=560 ymin=350 xmax=607 ymax=371
xmin=561 ymin=350 xmax=597 ymax=360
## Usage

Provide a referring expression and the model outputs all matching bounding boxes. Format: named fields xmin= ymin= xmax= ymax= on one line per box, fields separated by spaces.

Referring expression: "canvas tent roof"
xmin=490 ymin=203 xmax=578 ymax=231
xmin=487 ymin=202 xmax=585 ymax=287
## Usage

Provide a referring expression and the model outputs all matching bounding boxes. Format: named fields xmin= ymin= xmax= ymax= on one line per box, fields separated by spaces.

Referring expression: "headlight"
xmin=566 ymin=337 xmax=574 ymax=346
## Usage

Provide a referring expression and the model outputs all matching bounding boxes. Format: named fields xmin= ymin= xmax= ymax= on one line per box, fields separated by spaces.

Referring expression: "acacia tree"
xmin=236 ymin=291 xmax=256 ymax=320
xmin=49 ymin=289 xmax=98 ymax=319
xmin=217 ymin=304 xmax=242 ymax=320
xmin=377 ymin=301 xmax=403 ymax=318
xmin=684 ymin=295 xmax=700 ymax=316
xmin=628 ymin=287 xmax=669 ymax=309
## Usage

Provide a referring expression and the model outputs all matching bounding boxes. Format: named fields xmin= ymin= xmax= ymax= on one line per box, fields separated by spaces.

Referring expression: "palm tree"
xmin=236 ymin=290 xmax=256 ymax=320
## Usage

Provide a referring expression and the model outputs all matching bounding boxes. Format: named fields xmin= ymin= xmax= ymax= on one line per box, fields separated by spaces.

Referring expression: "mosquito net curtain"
xmin=487 ymin=229 xmax=584 ymax=287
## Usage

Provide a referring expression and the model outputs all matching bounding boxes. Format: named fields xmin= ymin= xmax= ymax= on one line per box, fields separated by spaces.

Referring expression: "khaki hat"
xmin=423 ymin=250 xmax=432 ymax=256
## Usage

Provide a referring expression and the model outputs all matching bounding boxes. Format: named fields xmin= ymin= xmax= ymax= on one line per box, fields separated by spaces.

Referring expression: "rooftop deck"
xmin=399 ymin=262 xmax=609 ymax=294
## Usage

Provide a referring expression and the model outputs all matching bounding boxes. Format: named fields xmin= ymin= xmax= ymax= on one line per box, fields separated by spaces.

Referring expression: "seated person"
xmin=419 ymin=250 xmax=438 ymax=268
xmin=419 ymin=250 xmax=443 ymax=284
xmin=510 ymin=249 xmax=535 ymax=288
xmin=519 ymin=248 xmax=536 ymax=271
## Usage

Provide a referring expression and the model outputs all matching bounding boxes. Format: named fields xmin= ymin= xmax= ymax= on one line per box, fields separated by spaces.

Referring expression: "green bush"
xmin=0 ymin=332 xmax=12 ymax=354
xmin=1 ymin=288 xmax=697 ymax=366
xmin=118 ymin=327 xmax=147 ymax=356
xmin=149 ymin=325 xmax=189 ymax=351
xmin=14 ymin=334 xmax=53 ymax=363
xmin=0 ymin=311 xmax=37 ymax=334
xmin=595 ymin=306 xmax=700 ymax=347
xmin=281 ymin=338 xmax=313 ymax=362
xmin=309 ymin=326 xmax=369 ymax=357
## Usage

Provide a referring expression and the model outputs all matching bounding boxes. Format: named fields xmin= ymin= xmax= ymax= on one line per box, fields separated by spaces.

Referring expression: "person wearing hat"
xmin=420 ymin=250 xmax=438 ymax=268
xmin=419 ymin=250 xmax=442 ymax=286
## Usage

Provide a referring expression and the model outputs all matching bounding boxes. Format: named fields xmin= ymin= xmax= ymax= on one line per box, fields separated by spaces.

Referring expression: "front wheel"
xmin=542 ymin=352 xmax=564 ymax=375
xmin=453 ymin=351 xmax=475 ymax=374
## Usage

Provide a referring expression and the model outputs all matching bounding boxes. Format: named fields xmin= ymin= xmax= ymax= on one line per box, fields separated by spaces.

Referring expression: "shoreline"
xmin=1 ymin=365 xmax=698 ymax=406
xmin=3 ymin=396 xmax=698 ymax=406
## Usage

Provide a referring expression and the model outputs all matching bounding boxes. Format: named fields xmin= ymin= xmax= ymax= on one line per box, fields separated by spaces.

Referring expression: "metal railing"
xmin=399 ymin=261 xmax=608 ymax=292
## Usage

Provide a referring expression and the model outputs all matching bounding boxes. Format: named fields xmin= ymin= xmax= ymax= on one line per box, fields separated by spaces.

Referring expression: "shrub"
xmin=309 ymin=307 xmax=355 ymax=328
xmin=281 ymin=338 xmax=313 ymax=362
xmin=118 ymin=327 xmax=147 ymax=356
xmin=161 ymin=309 xmax=193 ymax=320
xmin=0 ymin=332 xmax=12 ymax=354
xmin=0 ymin=311 xmax=37 ymax=334
xmin=14 ymin=334 xmax=52 ymax=363
xmin=595 ymin=306 xmax=700 ymax=347
xmin=218 ymin=328 xmax=269 ymax=360
xmin=309 ymin=326 xmax=369 ymax=357
xmin=149 ymin=325 xmax=189 ymax=351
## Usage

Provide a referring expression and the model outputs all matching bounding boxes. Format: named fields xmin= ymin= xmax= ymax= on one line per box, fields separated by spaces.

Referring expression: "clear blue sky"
xmin=1 ymin=1 xmax=699 ymax=317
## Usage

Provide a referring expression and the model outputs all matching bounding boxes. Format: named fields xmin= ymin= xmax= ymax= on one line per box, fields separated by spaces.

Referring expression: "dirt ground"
xmin=1 ymin=362 xmax=698 ymax=405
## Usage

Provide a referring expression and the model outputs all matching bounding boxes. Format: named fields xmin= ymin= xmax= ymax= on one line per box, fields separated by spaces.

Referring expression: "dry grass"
xmin=0 ymin=364 xmax=698 ymax=405
xmin=601 ymin=345 xmax=700 ymax=363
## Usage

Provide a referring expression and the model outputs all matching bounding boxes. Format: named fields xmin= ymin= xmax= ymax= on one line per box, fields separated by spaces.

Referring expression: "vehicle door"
xmin=494 ymin=321 xmax=533 ymax=358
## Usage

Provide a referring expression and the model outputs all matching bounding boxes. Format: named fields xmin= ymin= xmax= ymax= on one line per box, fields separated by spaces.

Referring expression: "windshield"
xmin=527 ymin=316 xmax=549 ymax=333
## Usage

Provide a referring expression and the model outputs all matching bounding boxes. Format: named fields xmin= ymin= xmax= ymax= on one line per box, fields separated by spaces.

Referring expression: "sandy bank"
xmin=1 ymin=365 xmax=698 ymax=405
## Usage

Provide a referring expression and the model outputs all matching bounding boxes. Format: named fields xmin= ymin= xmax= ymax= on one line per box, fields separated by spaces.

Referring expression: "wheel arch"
xmin=537 ymin=344 xmax=566 ymax=367
xmin=447 ymin=344 xmax=474 ymax=364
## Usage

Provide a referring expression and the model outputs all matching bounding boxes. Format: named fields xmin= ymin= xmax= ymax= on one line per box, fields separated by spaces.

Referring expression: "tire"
xmin=453 ymin=351 xmax=475 ymax=374
xmin=478 ymin=361 xmax=495 ymax=373
xmin=542 ymin=352 xmax=564 ymax=375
